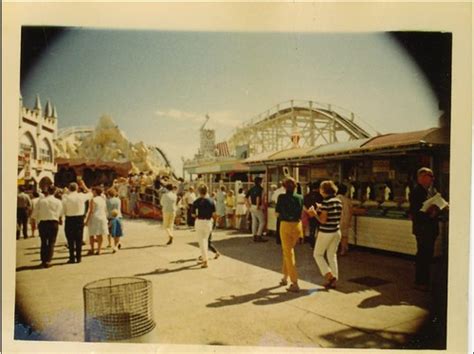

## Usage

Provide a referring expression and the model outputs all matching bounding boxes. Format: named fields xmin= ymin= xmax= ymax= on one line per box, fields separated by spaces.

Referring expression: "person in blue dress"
xmin=109 ymin=209 xmax=124 ymax=253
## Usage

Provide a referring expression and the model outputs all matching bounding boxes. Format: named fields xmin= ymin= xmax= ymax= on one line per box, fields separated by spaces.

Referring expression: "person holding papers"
xmin=409 ymin=167 xmax=447 ymax=292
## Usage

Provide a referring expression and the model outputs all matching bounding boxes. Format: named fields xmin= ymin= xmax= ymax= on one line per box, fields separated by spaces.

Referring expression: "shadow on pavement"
xmin=135 ymin=264 xmax=201 ymax=276
xmin=209 ymin=233 xmax=431 ymax=307
xmin=170 ymin=258 xmax=199 ymax=264
xmin=320 ymin=321 xmax=445 ymax=350
xmin=206 ymin=285 xmax=308 ymax=307
xmin=319 ymin=327 xmax=412 ymax=349
xmin=16 ymin=264 xmax=44 ymax=272
xmin=205 ymin=231 xmax=447 ymax=349
xmin=23 ymin=243 xmax=66 ymax=251
xmin=116 ymin=244 xmax=168 ymax=251
xmin=356 ymin=291 xmax=424 ymax=309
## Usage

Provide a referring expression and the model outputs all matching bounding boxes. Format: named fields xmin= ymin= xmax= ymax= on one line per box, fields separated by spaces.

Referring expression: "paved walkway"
xmin=14 ymin=218 xmax=444 ymax=350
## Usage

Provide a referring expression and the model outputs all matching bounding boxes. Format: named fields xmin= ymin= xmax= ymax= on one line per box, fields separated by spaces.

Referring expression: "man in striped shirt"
xmin=308 ymin=180 xmax=342 ymax=289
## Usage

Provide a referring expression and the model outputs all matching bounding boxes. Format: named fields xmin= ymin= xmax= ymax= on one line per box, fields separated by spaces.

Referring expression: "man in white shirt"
xmin=160 ymin=184 xmax=177 ymax=245
xmin=62 ymin=180 xmax=92 ymax=263
xmin=32 ymin=185 xmax=63 ymax=268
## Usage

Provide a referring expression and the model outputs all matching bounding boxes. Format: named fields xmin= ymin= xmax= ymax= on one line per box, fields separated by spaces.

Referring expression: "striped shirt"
xmin=319 ymin=196 xmax=342 ymax=233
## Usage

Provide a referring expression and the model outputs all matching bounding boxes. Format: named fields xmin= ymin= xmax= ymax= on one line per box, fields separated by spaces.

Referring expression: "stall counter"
xmin=267 ymin=208 xmax=447 ymax=257
xmin=351 ymin=215 xmax=446 ymax=256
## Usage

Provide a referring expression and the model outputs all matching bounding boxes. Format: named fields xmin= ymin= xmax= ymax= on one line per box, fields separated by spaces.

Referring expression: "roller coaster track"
xmin=232 ymin=99 xmax=377 ymax=138
xmin=228 ymin=99 xmax=379 ymax=153
xmin=151 ymin=146 xmax=178 ymax=179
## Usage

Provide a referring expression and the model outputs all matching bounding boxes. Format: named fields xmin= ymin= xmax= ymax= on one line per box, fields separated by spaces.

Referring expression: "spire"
xmin=34 ymin=94 xmax=42 ymax=111
xmin=52 ymin=105 xmax=58 ymax=118
xmin=44 ymin=99 xmax=53 ymax=117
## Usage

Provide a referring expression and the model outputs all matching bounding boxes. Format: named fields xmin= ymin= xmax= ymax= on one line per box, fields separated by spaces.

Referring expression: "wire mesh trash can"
xmin=83 ymin=277 xmax=155 ymax=342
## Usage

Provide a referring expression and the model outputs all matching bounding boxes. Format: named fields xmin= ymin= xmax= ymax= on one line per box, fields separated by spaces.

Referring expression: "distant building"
xmin=18 ymin=94 xmax=58 ymax=190
xmin=199 ymin=128 xmax=216 ymax=158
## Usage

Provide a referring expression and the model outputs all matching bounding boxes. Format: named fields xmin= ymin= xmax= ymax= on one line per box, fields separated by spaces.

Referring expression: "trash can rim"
xmin=83 ymin=276 xmax=151 ymax=291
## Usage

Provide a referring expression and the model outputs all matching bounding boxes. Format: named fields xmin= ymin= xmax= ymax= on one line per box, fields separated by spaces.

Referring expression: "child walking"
xmin=109 ymin=209 xmax=124 ymax=253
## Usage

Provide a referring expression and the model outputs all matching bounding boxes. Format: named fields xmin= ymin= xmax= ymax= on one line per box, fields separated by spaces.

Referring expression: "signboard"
xmin=372 ymin=160 xmax=390 ymax=173
xmin=310 ymin=166 xmax=328 ymax=179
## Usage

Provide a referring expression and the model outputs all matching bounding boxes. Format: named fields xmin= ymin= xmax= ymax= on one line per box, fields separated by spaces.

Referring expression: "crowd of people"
xmin=16 ymin=166 xmax=443 ymax=293
xmin=18 ymin=179 xmax=126 ymax=268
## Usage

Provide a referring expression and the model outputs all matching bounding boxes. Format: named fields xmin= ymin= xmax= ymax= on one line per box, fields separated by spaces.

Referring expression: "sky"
xmin=21 ymin=29 xmax=442 ymax=177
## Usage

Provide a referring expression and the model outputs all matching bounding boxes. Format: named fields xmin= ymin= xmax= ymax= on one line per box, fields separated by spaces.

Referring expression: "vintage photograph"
xmin=3 ymin=3 xmax=471 ymax=354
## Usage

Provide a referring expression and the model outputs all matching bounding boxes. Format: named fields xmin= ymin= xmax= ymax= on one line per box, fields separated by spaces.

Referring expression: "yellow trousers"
xmin=280 ymin=221 xmax=303 ymax=284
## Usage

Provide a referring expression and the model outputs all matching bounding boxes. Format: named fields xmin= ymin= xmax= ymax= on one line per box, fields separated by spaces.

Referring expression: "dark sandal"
xmin=286 ymin=284 xmax=300 ymax=293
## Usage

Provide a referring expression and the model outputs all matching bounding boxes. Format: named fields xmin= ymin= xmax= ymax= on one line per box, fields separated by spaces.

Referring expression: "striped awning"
xmin=215 ymin=141 xmax=230 ymax=157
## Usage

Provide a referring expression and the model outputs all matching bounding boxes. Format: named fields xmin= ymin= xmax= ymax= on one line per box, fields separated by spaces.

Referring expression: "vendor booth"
xmin=184 ymin=158 xmax=265 ymax=195
xmin=244 ymin=127 xmax=449 ymax=256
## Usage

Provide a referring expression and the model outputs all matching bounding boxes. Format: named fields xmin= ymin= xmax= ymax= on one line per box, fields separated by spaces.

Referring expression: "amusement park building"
xmin=17 ymin=95 xmax=57 ymax=189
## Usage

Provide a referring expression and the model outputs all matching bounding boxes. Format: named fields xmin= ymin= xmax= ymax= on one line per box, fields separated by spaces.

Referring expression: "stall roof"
xmin=243 ymin=150 xmax=279 ymax=164
xmin=360 ymin=127 xmax=449 ymax=150
xmin=191 ymin=159 xmax=250 ymax=174
xmin=266 ymin=146 xmax=314 ymax=161
xmin=241 ymin=127 xmax=449 ymax=166
xmin=307 ymin=138 xmax=371 ymax=157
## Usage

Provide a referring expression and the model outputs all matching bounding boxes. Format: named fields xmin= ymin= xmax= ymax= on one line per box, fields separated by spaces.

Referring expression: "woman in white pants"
xmin=308 ymin=180 xmax=343 ymax=289
xmin=191 ymin=184 xmax=216 ymax=268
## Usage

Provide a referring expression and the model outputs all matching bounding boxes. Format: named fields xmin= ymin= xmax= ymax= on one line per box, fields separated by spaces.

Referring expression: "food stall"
xmin=243 ymin=127 xmax=449 ymax=256
xmin=183 ymin=158 xmax=265 ymax=195
xmin=242 ymin=147 xmax=315 ymax=233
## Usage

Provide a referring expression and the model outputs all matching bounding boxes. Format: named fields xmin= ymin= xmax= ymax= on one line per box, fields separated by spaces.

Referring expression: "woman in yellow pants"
xmin=275 ymin=177 xmax=304 ymax=292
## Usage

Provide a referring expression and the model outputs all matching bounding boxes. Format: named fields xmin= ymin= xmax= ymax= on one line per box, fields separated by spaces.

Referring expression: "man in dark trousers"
xmin=17 ymin=186 xmax=32 ymax=239
xmin=246 ymin=176 xmax=267 ymax=242
xmin=303 ymin=181 xmax=323 ymax=249
xmin=409 ymin=167 xmax=441 ymax=292
xmin=32 ymin=185 xmax=63 ymax=268
xmin=62 ymin=180 xmax=91 ymax=263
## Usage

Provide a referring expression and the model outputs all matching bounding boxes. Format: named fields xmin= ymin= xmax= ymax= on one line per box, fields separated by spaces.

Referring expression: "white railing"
xmin=228 ymin=99 xmax=379 ymax=139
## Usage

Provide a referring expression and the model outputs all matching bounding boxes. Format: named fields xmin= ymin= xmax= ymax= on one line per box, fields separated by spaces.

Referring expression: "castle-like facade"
xmin=18 ymin=94 xmax=58 ymax=190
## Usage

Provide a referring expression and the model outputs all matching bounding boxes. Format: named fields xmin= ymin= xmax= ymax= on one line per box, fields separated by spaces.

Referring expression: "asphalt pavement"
xmin=12 ymin=217 xmax=444 ymax=351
